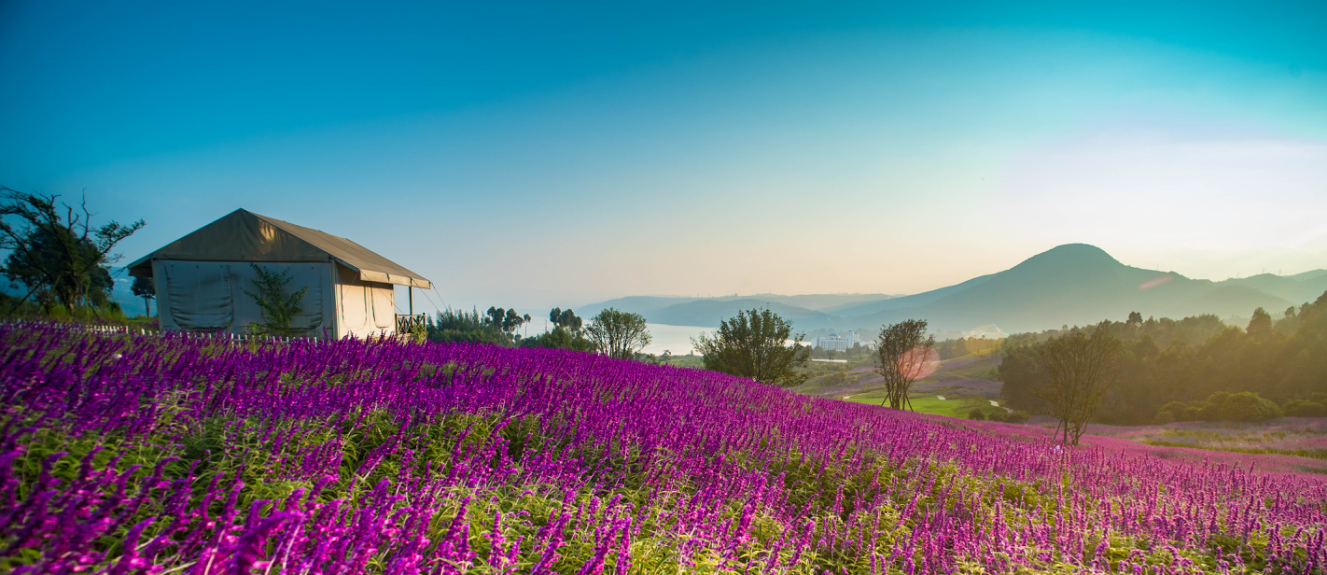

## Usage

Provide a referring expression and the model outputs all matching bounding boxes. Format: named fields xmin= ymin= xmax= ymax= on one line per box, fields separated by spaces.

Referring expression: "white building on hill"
xmin=814 ymin=331 xmax=861 ymax=352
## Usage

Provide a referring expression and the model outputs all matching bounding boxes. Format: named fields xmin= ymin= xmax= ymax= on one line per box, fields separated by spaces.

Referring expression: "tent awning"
xmin=127 ymin=209 xmax=432 ymax=289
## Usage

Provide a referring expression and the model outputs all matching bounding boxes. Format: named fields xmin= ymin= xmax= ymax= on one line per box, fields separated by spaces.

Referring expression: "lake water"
xmin=642 ymin=323 xmax=714 ymax=356
xmin=638 ymin=323 xmax=801 ymax=356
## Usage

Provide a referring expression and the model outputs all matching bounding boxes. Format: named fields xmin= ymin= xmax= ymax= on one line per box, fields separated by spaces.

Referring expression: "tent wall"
xmin=333 ymin=263 xmax=397 ymax=339
xmin=153 ymin=260 xmax=336 ymax=337
xmin=128 ymin=209 xmax=432 ymax=288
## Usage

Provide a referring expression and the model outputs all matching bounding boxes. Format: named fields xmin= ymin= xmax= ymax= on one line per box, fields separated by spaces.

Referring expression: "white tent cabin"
xmin=127 ymin=209 xmax=432 ymax=339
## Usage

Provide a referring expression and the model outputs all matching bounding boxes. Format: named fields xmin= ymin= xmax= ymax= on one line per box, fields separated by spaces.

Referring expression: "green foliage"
xmin=548 ymin=307 xmax=584 ymax=333
xmin=1283 ymin=398 xmax=1327 ymax=417
xmin=585 ymin=307 xmax=652 ymax=359
xmin=130 ymin=275 xmax=155 ymax=316
xmin=692 ymin=308 xmax=808 ymax=386
xmin=874 ymin=319 xmax=935 ymax=410
xmin=519 ymin=326 xmax=595 ymax=352
xmin=428 ymin=307 xmax=511 ymax=346
xmin=1002 ymin=293 xmax=1327 ymax=425
xmin=521 ymin=308 xmax=593 ymax=351
xmin=241 ymin=263 xmax=309 ymax=336
xmin=485 ymin=306 xmax=531 ymax=338
xmin=1033 ymin=324 xmax=1121 ymax=445
xmin=819 ymin=370 xmax=850 ymax=387
xmin=1 ymin=187 xmax=143 ymax=315
xmin=1156 ymin=391 xmax=1284 ymax=423
xmin=1002 ymin=410 xmax=1031 ymax=424
xmin=934 ymin=337 xmax=1003 ymax=360
xmin=963 ymin=405 xmax=1028 ymax=424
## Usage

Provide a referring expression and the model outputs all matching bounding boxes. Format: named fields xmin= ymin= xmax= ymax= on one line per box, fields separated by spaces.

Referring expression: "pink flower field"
xmin=2 ymin=324 xmax=1326 ymax=574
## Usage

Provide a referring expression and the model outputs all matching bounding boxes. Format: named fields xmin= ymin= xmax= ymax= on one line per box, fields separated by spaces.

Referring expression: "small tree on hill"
xmin=874 ymin=319 xmax=937 ymax=410
xmin=1034 ymin=324 xmax=1121 ymax=445
xmin=242 ymin=264 xmax=308 ymax=336
xmin=585 ymin=308 xmax=652 ymax=359
xmin=691 ymin=308 xmax=809 ymax=386
xmin=131 ymin=275 xmax=155 ymax=317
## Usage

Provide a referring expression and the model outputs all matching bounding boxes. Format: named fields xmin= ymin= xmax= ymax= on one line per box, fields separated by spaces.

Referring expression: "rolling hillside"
xmin=585 ymin=244 xmax=1326 ymax=334
xmin=854 ymin=244 xmax=1296 ymax=333
xmin=648 ymin=298 xmax=836 ymax=329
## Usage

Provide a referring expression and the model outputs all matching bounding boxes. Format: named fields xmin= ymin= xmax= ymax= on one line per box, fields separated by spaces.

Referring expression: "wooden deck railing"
xmin=396 ymin=313 xmax=426 ymax=334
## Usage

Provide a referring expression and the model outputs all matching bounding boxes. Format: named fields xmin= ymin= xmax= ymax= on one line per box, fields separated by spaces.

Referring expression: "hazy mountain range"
xmin=584 ymin=244 xmax=1327 ymax=334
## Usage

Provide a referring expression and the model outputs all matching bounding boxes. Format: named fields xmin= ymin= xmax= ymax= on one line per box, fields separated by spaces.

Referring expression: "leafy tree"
xmin=241 ymin=264 xmax=309 ymax=336
xmin=586 ymin=308 xmax=652 ymax=359
xmin=520 ymin=325 xmax=594 ymax=352
xmin=1246 ymin=307 xmax=1272 ymax=340
xmin=1034 ymin=324 xmax=1121 ymax=445
xmin=521 ymin=307 xmax=591 ymax=350
xmin=1001 ymin=293 xmax=1327 ymax=425
xmin=558 ymin=309 xmax=583 ymax=333
xmin=874 ymin=319 xmax=936 ymax=410
xmin=131 ymin=275 xmax=155 ymax=317
xmin=1 ymin=187 xmax=143 ymax=314
xmin=429 ymin=307 xmax=509 ymax=345
xmin=485 ymin=307 xmax=531 ymax=339
xmin=1157 ymin=391 xmax=1286 ymax=423
xmin=1283 ymin=398 xmax=1327 ymax=417
xmin=691 ymin=308 xmax=809 ymax=386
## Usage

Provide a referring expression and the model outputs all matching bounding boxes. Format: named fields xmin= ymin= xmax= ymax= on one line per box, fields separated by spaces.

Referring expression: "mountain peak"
xmin=1015 ymin=244 xmax=1122 ymax=271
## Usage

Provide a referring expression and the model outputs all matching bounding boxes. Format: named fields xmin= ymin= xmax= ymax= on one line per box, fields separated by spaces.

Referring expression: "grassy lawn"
xmin=845 ymin=393 xmax=997 ymax=418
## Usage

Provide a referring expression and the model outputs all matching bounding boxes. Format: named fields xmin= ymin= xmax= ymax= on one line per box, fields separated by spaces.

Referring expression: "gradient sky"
xmin=3 ymin=1 xmax=1325 ymax=314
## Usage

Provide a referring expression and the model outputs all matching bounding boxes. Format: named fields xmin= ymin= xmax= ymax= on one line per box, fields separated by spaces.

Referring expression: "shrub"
xmin=1004 ymin=410 xmax=1030 ymax=424
xmin=1216 ymin=391 xmax=1283 ymax=422
xmin=1154 ymin=401 xmax=1190 ymax=424
xmin=968 ymin=409 xmax=987 ymax=421
xmin=1283 ymin=399 xmax=1327 ymax=418
xmin=820 ymin=370 xmax=848 ymax=387
xmin=1182 ymin=406 xmax=1203 ymax=421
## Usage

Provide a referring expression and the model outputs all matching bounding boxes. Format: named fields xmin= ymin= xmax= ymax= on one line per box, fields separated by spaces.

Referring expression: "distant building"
xmin=814 ymin=331 xmax=860 ymax=352
xmin=127 ymin=209 xmax=431 ymax=339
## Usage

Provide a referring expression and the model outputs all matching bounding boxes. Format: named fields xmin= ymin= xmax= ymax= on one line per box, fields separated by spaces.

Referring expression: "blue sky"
xmin=2 ymin=1 xmax=1325 ymax=313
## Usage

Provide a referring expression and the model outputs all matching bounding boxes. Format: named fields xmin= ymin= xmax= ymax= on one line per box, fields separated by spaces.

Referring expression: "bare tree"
xmin=585 ymin=308 xmax=651 ymax=359
xmin=874 ymin=319 xmax=936 ymax=410
xmin=1034 ymin=324 xmax=1121 ymax=445
xmin=1 ymin=187 xmax=144 ymax=314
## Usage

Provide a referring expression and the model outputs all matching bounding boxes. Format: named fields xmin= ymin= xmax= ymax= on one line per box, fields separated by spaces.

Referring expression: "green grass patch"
xmin=844 ymin=393 xmax=996 ymax=419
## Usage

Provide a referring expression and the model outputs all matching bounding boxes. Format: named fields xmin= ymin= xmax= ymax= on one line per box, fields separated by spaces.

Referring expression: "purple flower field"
xmin=2 ymin=324 xmax=1325 ymax=574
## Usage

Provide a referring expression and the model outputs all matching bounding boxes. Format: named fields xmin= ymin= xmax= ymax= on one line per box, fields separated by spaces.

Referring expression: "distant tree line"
xmin=1000 ymin=292 xmax=1327 ymax=425
xmin=426 ymin=306 xmax=651 ymax=358
xmin=934 ymin=337 xmax=1003 ymax=360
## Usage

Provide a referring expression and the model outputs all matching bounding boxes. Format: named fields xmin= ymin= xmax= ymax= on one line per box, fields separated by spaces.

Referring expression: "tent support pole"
xmin=408 ymin=286 xmax=413 ymax=315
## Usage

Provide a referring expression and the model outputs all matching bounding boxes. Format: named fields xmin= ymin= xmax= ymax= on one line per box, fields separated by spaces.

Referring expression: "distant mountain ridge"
xmin=583 ymin=244 xmax=1327 ymax=334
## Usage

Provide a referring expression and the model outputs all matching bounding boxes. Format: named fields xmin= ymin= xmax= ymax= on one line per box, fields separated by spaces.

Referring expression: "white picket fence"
xmin=3 ymin=320 xmax=323 ymax=344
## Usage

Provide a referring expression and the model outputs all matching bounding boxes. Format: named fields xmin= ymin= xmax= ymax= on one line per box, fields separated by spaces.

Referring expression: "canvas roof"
xmin=127 ymin=209 xmax=432 ymax=288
